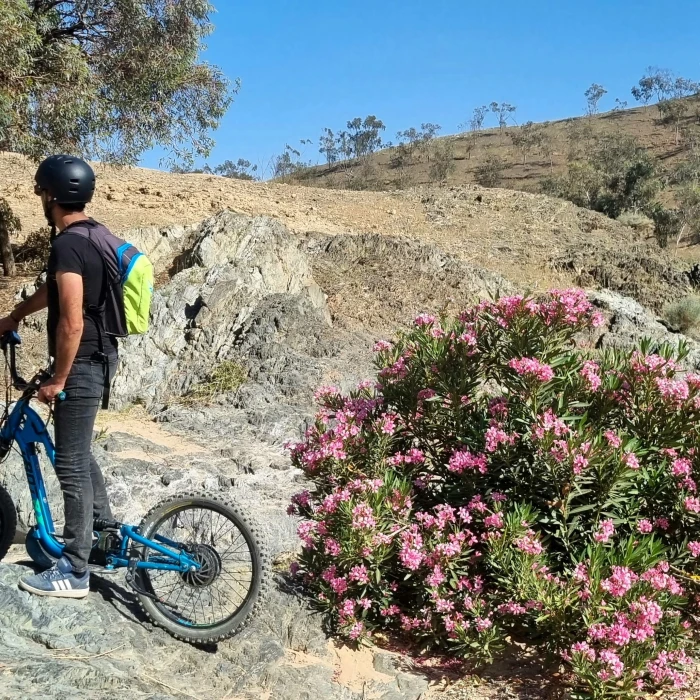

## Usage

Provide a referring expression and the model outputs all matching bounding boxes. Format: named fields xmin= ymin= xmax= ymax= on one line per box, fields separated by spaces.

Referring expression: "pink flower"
xmin=330 ymin=577 xmax=348 ymax=595
xmin=654 ymin=517 xmax=670 ymax=531
xmin=313 ymin=385 xmax=340 ymax=402
xmin=475 ymin=617 xmax=493 ymax=632
xmin=571 ymin=641 xmax=596 ymax=662
xmin=509 ymin=357 xmax=555 ymax=383
xmin=656 ymin=377 xmax=689 ymax=404
xmin=594 ymin=519 xmax=615 ymax=543
xmin=580 ymin=361 xmax=602 ymax=391
xmin=417 ymin=388 xmax=436 ymax=401
xmin=485 ymin=426 xmax=517 ymax=453
xmin=339 ymin=599 xmax=355 ymax=619
xmin=497 ymin=601 xmax=527 ymax=615
xmin=488 ymin=397 xmax=509 ymax=418
xmin=641 ymin=563 xmax=684 ymax=595
xmin=373 ymin=340 xmax=392 ymax=352
xmin=622 ymin=452 xmax=640 ymax=470
xmin=426 ymin=565 xmax=446 ymax=588
xmin=689 ymin=541 xmax=700 ymax=557
xmin=637 ymin=519 xmax=653 ymax=534
xmin=484 ymin=512 xmax=504 ymax=529
xmin=349 ymin=565 xmax=370 ymax=584
xmin=381 ymin=605 xmax=400 ymax=617
xmin=414 ymin=313 xmax=436 ymax=327
xmin=600 ymin=566 xmax=638 ymax=597
xmin=351 ymin=503 xmax=376 ymax=530
xmin=573 ymin=562 xmax=590 ymax=583
xmin=380 ymin=413 xmax=398 ymax=435
xmin=572 ymin=452 xmax=589 ymax=475
xmin=448 ymin=449 xmax=488 ymax=474
xmin=533 ymin=409 xmax=570 ymax=439
xmin=631 ymin=352 xmax=677 ymax=375
xmin=598 ymin=649 xmax=624 ymax=678
xmin=604 ymin=430 xmax=622 ymax=448
xmin=514 ymin=534 xmax=543 ymax=556
xmin=297 ymin=520 xmax=317 ymax=548
xmin=324 ymin=538 xmax=341 ymax=556
xmin=348 ymin=621 xmax=365 ymax=640
xmin=605 ymin=622 xmax=632 ymax=647
xmin=684 ymin=496 xmax=700 ymax=513
xmin=672 ymin=458 xmax=693 ymax=477
xmin=434 ymin=598 xmax=454 ymax=613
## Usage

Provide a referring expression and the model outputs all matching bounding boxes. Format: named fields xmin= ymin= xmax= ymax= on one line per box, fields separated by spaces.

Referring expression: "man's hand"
xmin=38 ymin=376 xmax=66 ymax=404
xmin=0 ymin=315 xmax=19 ymax=336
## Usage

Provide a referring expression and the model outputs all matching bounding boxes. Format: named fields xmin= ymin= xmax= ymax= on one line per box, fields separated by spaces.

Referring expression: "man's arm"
xmin=37 ymin=272 xmax=83 ymax=403
xmin=12 ymin=283 xmax=48 ymax=321
xmin=0 ymin=283 xmax=48 ymax=335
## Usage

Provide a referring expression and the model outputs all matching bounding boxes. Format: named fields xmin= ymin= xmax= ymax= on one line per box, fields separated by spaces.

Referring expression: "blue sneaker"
xmin=19 ymin=556 xmax=90 ymax=599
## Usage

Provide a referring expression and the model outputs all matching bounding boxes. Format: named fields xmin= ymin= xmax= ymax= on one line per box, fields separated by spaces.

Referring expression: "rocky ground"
xmin=0 ymin=193 xmax=699 ymax=697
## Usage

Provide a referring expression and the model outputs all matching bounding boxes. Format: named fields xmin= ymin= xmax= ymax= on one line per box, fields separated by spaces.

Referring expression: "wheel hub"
xmin=181 ymin=544 xmax=222 ymax=587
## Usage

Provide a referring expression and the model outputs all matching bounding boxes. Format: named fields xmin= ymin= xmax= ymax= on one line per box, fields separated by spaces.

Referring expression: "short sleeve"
xmin=50 ymin=235 xmax=85 ymax=275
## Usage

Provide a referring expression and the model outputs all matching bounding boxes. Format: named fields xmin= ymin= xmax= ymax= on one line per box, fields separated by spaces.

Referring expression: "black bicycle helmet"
xmin=34 ymin=155 xmax=96 ymax=205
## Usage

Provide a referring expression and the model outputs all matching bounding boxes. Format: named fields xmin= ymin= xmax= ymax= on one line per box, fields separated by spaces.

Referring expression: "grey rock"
xmin=0 ymin=565 xmax=425 ymax=699
xmin=111 ymin=211 xmax=332 ymax=408
xmin=590 ymin=289 xmax=700 ymax=367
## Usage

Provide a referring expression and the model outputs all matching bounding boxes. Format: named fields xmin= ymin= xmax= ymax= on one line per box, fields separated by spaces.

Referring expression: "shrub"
xmin=664 ymin=295 xmax=700 ymax=335
xmin=616 ymin=211 xmax=655 ymax=237
xmin=14 ymin=227 xmax=51 ymax=270
xmin=288 ymin=290 xmax=700 ymax=698
xmin=474 ymin=155 xmax=505 ymax=188
xmin=179 ymin=359 xmax=247 ymax=404
xmin=428 ymin=140 xmax=456 ymax=184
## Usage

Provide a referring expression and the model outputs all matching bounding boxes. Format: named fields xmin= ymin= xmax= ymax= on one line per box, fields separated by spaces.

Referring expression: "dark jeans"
xmin=53 ymin=355 xmax=117 ymax=573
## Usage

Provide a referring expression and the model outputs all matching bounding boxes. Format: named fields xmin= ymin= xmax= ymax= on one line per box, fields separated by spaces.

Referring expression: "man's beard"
xmin=42 ymin=200 xmax=54 ymax=224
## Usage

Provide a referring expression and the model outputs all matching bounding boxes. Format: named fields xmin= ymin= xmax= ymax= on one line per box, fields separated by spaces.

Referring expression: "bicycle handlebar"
xmin=0 ymin=331 xmax=27 ymax=389
xmin=0 ymin=331 xmax=63 ymax=401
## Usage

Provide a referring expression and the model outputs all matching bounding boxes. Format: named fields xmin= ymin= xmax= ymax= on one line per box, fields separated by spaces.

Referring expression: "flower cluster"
xmin=288 ymin=289 xmax=700 ymax=700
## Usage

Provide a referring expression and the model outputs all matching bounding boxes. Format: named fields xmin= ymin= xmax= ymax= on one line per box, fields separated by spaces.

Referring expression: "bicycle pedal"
xmin=88 ymin=564 xmax=121 ymax=577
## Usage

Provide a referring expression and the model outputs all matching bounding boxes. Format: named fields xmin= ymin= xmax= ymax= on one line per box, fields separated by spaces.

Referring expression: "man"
xmin=0 ymin=155 xmax=118 ymax=598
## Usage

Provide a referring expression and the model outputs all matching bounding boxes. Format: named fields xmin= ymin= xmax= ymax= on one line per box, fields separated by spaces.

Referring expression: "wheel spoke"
xmin=142 ymin=503 xmax=256 ymax=628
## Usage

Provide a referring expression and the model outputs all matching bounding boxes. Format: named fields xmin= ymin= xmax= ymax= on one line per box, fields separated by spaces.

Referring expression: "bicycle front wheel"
xmin=134 ymin=491 xmax=270 ymax=644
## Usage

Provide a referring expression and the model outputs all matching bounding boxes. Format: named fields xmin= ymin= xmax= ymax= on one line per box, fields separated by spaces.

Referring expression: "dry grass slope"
xmin=293 ymin=99 xmax=700 ymax=200
xmin=0 ymin=150 xmax=696 ymax=317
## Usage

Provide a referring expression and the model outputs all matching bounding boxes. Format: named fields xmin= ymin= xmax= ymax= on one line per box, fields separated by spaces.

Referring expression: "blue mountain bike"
xmin=0 ymin=331 xmax=270 ymax=643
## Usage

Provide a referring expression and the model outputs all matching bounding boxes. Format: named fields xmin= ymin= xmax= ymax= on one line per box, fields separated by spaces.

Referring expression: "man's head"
xmin=34 ymin=155 xmax=96 ymax=226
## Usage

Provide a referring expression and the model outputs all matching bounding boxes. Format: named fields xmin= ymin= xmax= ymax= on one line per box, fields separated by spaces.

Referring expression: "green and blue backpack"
xmin=64 ymin=219 xmax=153 ymax=337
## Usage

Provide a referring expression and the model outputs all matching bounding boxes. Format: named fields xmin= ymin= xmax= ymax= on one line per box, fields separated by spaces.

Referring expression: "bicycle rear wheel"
xmin=0 ymin=484 xmax=16 ymax=562
xmin=134 ymin=491 xmax=270 ymax=644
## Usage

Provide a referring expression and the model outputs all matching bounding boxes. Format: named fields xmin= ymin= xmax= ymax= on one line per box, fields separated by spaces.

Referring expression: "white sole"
xmin=18 ymin=580 xmax=89 ymax=599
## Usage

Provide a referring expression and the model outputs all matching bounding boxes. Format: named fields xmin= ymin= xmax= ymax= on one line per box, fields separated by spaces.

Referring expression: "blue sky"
xmin=143 ymin=0 xmax=700 ymax=174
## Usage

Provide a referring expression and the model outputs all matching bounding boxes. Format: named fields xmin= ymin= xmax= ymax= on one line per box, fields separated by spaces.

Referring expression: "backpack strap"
xmin=59 ymin=220 xmax=114 ymax=410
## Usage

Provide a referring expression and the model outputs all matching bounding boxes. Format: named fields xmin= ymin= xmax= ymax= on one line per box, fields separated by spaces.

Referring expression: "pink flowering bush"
xmin=287 ymin=290 xmax=700 ymax=699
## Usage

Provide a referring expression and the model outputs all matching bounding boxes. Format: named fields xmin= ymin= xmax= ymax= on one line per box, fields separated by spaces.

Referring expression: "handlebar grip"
xmin=0 ymin=331 xmax=21 ymax=350
xmin=57 ymin=391 xmax=67 ymax=402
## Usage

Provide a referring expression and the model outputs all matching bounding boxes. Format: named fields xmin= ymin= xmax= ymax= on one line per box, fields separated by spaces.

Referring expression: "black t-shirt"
xmin=46 ymin=227 xmax=119 ymax=359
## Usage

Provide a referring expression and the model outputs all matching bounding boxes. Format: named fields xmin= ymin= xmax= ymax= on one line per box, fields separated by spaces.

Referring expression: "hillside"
xmin=1 ymin=152 xmax=697 ymax=317
xmin=289 ymin=99 xmax=700 ymax=200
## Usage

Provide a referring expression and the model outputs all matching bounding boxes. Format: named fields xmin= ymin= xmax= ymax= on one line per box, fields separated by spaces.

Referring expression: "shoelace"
xmin=39 ymin=566 xmax=70 ymax=581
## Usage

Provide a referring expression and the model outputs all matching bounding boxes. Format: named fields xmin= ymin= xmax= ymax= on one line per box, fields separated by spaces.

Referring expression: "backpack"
xmin=63 ymin=219 xmax=153 ymax=337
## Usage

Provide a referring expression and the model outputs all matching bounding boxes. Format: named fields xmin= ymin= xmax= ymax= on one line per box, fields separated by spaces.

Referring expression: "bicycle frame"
xmin=0 ymin=395 xmax=200 ymax=574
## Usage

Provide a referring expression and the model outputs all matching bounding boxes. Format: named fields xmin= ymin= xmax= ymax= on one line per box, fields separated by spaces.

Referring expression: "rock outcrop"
xmin=112 ymin=211 xmax=332 ymax=408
